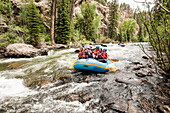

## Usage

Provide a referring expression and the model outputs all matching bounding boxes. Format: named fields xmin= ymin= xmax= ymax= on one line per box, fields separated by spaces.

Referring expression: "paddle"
xmin=110 ymin=59 xmax=119 ymax=63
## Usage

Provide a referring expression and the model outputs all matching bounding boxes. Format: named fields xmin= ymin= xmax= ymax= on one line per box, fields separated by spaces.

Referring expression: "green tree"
xmin=137 ymin=23 xmax=144 ymax=42
xmin=108 ymin=0 xmax=119 ymax=40
xmin=94 ymin=0 xmax=107 ymax=6
xmin=120 ymin=19 xmax=136 ymax=42
xmin=26 ymin=0 xmax=43 ymax=46
xmin=138 ymin=0 xmax=170 ymax=74
xmin=81 ymin=2 xmax=97 ymax=41
xmin=55 ymin=0 xmax=71 ymax=44
xmin=0 ymin=0 xmax=13 ymax=23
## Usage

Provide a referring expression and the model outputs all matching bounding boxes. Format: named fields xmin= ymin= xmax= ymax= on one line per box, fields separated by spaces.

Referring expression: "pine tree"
xmin=118 ymin=29 xmax=122 ymax=42
xmin=81 ymin=2 xmax=97 ymax=41
xmin=26 ymin=0 xmax=43 ymax=46
xmin=55 ymin=0 xmax=70 ymax=44
xmin=108 ymin=0 xmax=119 ymax=40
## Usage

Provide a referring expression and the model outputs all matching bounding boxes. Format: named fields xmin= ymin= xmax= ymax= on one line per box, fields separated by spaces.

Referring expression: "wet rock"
xmin=74 ymin=49 xmax=79 ymax=53
xmin=157 ymin=105 xmax=168 ymax=113
xmin=128 ymin=101 xmax=143 ymax=113
xmin=135 ymin=72 xmax=146 ymax=77
xmin=40 ymin=81 xmax=51 ymax=87
xmin=104 ymin=102 xmax=127 ymax=113
xmin=4 ymin=43 xmax=48 ymax=58
xmin=147 ymin=64 xmax=152 ymax=68
xmin=132 ymin=65 xmax=146 ymax=71
xmin=101 ymin=44 xmax=107 ymax=47
xmin=147 ymin=69 xmax=155 ymax=76
xmin=132 ymin=61 xmax=141 ymax=65
xmin=115 ymin=77 xmax=141 ymax=85
xmin=142 ymin=56 xmax=149 ymax=60
xmin=163 ymin=105 xmax=170 ymax=112
xmin=68 ymin=94 xmax=79 ymax=101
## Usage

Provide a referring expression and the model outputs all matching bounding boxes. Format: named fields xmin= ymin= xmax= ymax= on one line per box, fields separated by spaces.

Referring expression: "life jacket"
xmin=98 ymin=52 xmax=103 ymax=59
xmin=103 ymin=52 xmax=107 ymax=59
xmin=78 ymin=51 xmax=86 ymax=58
xmin=78 ymin=52 xmax=83 ymax=58
xmin=94 ymin=49 xmax=99 ymax=55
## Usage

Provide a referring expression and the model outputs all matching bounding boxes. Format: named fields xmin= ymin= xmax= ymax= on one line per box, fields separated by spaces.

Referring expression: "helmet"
xmin=80 ymin=46 xmax=83 ymax=48
xmin=96 ymin=45 xmax=100 ymax=48
xmin=104 ymin=48 xmax=107 ymax=51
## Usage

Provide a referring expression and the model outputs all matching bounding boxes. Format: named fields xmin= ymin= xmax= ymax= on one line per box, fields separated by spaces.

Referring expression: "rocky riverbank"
xmin=0 ymin=43 xmax=67 ymax=58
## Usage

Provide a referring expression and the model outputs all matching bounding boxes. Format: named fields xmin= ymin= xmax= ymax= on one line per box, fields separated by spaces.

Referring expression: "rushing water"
xmin=0 ymin=43 xmax=168 ymax=113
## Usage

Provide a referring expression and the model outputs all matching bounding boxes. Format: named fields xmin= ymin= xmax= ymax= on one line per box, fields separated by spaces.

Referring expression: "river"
xmin=0 ymin=43 xmax=169 ymax=113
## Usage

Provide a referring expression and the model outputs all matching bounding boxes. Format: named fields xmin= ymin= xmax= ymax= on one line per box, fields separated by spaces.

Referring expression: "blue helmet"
xmin=96 ymin=45 xmax=100 ymax=48
xmin=80 ymin=46 xmax=83 ymax=48
xmin=104 ymin=48 xmax=107 ymax=51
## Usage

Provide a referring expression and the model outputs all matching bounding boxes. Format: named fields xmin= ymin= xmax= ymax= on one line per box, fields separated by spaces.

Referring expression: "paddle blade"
xmin=71 ymin=59 xmax=77 ymax=63
xmin=110 ymin=67 xmax=116 ymax=72
xmin=110 ymin=59 xmax=119 ymax=63
xmin=69 ymin=64 xmax=75 ymax=70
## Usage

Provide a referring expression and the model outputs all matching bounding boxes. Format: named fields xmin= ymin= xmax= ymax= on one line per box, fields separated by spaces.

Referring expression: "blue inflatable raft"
xmin=73 ymin=58 xmax=110 ymax=73
xmin=120 ymin=44 xmax=125 ymax=47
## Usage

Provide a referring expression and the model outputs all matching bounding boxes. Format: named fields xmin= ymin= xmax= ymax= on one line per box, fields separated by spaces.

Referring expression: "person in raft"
xmin=97 ymin=48 xmax=108 ymax=63
xmin=89 ymin=45 xmax=94 ymax=52
xmin=86 ymin=47 xmax=93 ymax=58
xmin=93 ymin=45 xmax=100 ymax=59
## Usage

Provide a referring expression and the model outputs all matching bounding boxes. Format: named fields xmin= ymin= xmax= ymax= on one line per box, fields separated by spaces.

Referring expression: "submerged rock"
xmin=135 ymin=72 xmax=146 ymax=77
xmin=142 ymin=56 xmax=149 ymax=60
xmin=4 ymin=43 xmax=48 ymax=58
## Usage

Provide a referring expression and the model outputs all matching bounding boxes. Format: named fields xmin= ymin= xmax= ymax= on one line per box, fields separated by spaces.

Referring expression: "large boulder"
xmin=4 ymin=43 xmax=48 ymax=58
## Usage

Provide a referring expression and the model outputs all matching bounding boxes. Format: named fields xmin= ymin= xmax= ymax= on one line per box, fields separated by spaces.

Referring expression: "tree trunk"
xmin=50 ymin=0 xmax=56 ymax=45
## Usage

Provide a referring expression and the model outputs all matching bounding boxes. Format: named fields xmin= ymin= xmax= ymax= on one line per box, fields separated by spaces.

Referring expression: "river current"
xmin=0 ymin=43 xmax=169 ymax=113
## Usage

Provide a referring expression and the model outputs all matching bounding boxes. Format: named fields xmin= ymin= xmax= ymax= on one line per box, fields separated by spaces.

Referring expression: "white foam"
xmin=0 ymin=77 xmax=35 ymax=98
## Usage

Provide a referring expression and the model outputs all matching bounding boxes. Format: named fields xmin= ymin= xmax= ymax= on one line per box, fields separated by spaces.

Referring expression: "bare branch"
xmin=156 ymin=1 xmax=170 ymax=13
xmin=133 ymin=0 xmax=170 ymax=13
xmin=43 ymin=22 xmax=50 ymax=30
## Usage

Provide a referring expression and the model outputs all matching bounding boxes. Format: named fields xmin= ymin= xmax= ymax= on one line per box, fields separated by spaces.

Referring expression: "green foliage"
xmin=120 ymin=19 xmax=136 ymax=42
xmin=55 ymin=0 xmax=71 ymax=44
xmin=74 ymin=2 xmax=101 ymax=42
xmin=138 ymin=0 xmax=170 ymax=74
xmin=94 ymin=0 xmax=107 ymax=6
xmin=81 ymin=2 xmax=96 ymax=41
xmin=26 ymin=0 xmax=44 ymax=46
xmin=0 ymin=32 xmax=20 ymax=48
xmin=108 ymin=1 xmax=119 ymax=40
xmin=137 ymin=23 xmax=144 ymax=42
xmin=19 ymin=5 xmax=27 ymax=26
xmin=0 ymin=0 xmax=13 ymax=23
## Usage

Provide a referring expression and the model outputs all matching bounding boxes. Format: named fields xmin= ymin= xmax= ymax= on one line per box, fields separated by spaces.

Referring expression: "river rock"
xmin=4 ymin=43 xmax=48 ymax=58
xmin=132 ymin=61 xmax=141 ymax=65
xmin=132 ymin=65 xmax=146 ymax=71
xmin=74 ymin=49 xmax=80 ymax=53
xmin=142 ymin=56 xmax=149 ymax=60
xmin=135 ymin=72 xmax=146 ymax=77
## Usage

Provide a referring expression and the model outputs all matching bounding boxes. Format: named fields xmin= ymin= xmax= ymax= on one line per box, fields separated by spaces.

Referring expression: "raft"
xmin=73 ymin=58 xmax=110 ymax=73
xmin=120 ymin=44 xmax=125 ymax=47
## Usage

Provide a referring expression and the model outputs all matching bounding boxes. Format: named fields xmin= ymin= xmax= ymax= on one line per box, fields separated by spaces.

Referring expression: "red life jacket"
xmin=99 ymin=52 xmax=103 ymax=58
xmin=103 ymin=52 xmax=107 ymax=59
xmin=94 ymin=49 xmax=99 ymax=55
xmin=78 ymin=52 xmax=83 ymax=58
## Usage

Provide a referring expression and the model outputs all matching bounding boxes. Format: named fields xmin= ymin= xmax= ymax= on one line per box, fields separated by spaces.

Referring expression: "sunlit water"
xmin=0 ymin=43 xmax=166 ymax=113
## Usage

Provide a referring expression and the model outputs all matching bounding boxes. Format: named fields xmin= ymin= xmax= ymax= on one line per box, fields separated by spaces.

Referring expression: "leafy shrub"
xmin=0 ymin=32 xmax=20 ymax=48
